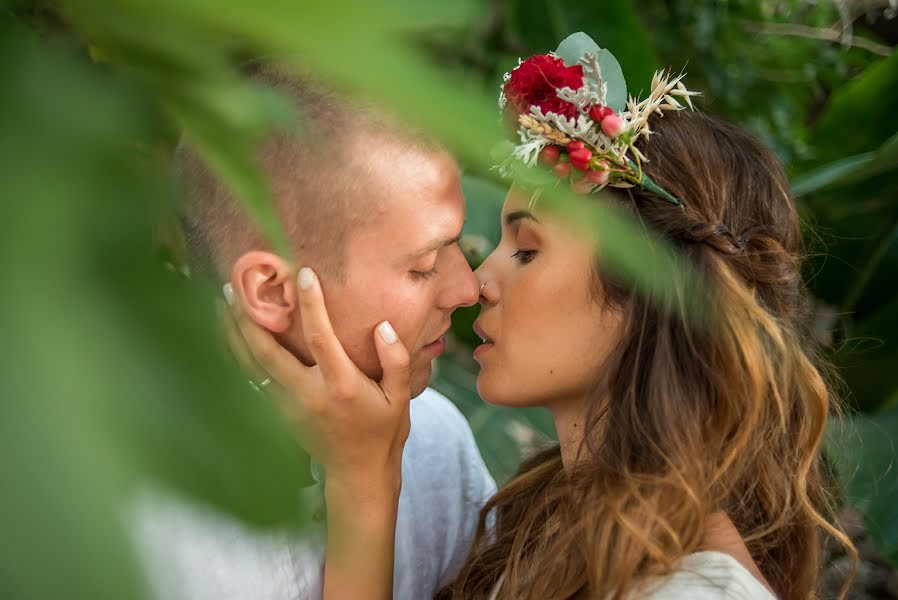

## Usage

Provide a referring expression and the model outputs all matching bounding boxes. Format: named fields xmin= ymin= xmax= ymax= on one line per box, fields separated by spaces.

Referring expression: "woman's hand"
xmin=220 ymin=266 xmax=412 ymax=600
xmin=221 ymin=266 xmax=411 ymax=489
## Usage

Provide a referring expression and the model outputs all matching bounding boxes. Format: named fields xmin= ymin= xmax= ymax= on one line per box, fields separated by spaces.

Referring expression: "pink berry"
xmin=553 ymin=162 xmax=571 ymax=179
xmin=586 ymin=169 xmax=609 ymax=185
xmin=567 ymin=140 xmax=585 ymax=151
xmin=571 ymin=178 xmax=594 ymax=195
xmin=601 ymin=114 xmax=626 ymax=139
xmin=568 ymin=148 xmax=592 ymax=171
xmin=589 ymin=106 xmax=615 ymax=121
xmin=539 ymin=145 xmax=560 ymax=166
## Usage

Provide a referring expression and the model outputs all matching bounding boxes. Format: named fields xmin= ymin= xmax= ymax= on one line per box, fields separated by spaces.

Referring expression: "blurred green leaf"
xmin=835 ymin=290 xmax=898 ymax=413
xmin=461 ymin=173 xmax=505 ymax=250
xmin=0 ymin=15 xmax=307 ymax=599
xmin=792 ymin=130 xmax=898 ymax=196
xmin=828 ymin=406 xmax=898 ymax=567
xmin=508 ymin=0 xmax=657 ymax=94
xmin=800 ymin=50 xmax=898 ymax=170
xmin=65 ymin=1 xmax=296 ymax=257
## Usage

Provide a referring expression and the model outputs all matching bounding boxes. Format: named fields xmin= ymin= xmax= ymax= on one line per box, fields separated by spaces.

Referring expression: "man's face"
xmin=307 ymin=144 xmax=479 ymax=396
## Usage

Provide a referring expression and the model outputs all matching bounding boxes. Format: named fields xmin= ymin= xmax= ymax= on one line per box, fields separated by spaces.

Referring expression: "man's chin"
xmin=409 ymin=361 xmax=433 ymax=399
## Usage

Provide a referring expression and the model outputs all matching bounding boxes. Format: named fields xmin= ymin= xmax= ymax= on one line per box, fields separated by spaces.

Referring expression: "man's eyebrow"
xmin=407 ymin=234 xmax=462 ymax=259
xmin=504 ymin=210 xmax=540 ymax=226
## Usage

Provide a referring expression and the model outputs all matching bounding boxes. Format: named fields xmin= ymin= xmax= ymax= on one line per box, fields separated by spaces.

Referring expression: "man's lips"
xmin=421 ymin=324 xmax=451 ymax=355
xmin=425 ymin=324 xmax=451 ymax=346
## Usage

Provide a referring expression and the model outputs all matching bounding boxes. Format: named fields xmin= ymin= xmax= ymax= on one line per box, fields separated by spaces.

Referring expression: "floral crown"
xmin=496 ymin=32 xmax=698 ymax=207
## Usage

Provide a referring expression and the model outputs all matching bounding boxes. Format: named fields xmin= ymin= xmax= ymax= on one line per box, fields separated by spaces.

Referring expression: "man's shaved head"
xmin=178 ymin=65 xmax=441 ymax=280
xmin=179 ymin=65 xmax=477 ymax=394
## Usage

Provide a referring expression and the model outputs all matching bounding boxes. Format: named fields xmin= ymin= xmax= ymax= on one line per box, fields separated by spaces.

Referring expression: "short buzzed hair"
xmin=178 ymin=64 xmax=439 ymax=280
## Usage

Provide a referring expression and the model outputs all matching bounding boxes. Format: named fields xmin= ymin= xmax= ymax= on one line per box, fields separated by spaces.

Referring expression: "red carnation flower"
xmin=503 ymin=54 xmax=584 ymax=121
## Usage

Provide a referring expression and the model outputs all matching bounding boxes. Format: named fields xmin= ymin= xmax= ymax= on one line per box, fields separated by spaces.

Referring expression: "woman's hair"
xmin=438 ymin=111 xmax=856 ymax=600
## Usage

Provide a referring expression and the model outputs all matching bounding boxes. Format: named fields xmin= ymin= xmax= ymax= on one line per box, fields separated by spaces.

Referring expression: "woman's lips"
xmin=472 ymin=321 xmax=493 ymax=343
xmin=472 ymin=321 xmax=494 ymax=361
xmin=473 ymin=340 xmax=493 ymax=360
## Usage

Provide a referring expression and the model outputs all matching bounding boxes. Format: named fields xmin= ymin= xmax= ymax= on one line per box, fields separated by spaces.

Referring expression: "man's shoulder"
xmin=396 ymin=387 xmax=496 ymax=594
xmin=407 ymin=387 xmax=491 ymax=480
xmin=409 ymin=386 xmax=470 ymax=433
xmin=404 ymin=386 xmax=495 ymax=502
xmin=132 ymin=491 xmax=322 ymax=600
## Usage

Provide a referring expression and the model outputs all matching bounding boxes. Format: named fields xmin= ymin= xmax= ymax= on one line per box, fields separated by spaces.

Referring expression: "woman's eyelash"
xmin=511 ymin=250 xmax=536 ymax=264
xmin=410 ymin=267 xmax=439 ymax=280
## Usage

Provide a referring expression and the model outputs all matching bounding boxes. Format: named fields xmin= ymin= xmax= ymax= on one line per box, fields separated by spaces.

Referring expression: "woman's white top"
xmin=488 ymin=551 xmax=777 ymax=599
xmin=638 ymin=551 xmax=777 ymax=599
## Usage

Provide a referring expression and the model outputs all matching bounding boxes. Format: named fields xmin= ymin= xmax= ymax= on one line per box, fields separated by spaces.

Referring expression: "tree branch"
xmin=737 ymin=19 xmax=892 ymax=56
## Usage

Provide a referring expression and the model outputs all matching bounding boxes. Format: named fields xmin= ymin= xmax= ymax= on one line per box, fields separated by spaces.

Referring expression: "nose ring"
xmin=479 ymin=282 xmax=487 ymax=295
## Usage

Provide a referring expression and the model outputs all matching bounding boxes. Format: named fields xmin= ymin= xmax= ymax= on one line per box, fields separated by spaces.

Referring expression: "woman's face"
xmin=473 ymin=186 xmax=624 ymax=409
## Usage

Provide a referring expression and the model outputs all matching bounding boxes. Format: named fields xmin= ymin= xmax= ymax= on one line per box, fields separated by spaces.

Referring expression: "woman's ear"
xmin=230 ymin=251 xmax=297 ymax=333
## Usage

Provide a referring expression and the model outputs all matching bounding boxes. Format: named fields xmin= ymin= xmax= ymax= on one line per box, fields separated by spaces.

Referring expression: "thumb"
xmin=373 ymin=320 xmax=411 ymax=406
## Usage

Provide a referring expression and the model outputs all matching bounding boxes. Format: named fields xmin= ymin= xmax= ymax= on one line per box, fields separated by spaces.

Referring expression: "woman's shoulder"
xmin=635 ymin=551 xmax=778 ymax=600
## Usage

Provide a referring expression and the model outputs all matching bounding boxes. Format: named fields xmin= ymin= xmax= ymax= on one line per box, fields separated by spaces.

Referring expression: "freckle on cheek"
xmin=549 ymin=369 xmax=554 ymax=375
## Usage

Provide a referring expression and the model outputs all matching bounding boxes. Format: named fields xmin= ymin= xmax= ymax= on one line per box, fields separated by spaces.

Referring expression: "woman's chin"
xmin=475 ymin=374 xmax=503 ymax=405
xmin=476 ymin=374 xmax=527 ymax=408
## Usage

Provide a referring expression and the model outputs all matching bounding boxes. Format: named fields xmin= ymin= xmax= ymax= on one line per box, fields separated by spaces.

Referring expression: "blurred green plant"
xmin=0 ymin=15 xmax=308 ymax=599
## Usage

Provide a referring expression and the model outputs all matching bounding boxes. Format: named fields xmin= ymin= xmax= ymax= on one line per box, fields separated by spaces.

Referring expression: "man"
xmin=135 ymin=67 xmax=495 ymax=599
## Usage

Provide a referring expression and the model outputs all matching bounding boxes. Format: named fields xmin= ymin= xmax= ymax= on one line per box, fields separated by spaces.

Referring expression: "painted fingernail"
xmin=222 ymin=283 xmax=235 ymax=306
xmin=298 ymin=267 xmax=314 ymax=290
xmin=378 ymin=321 xmax=398 ymax=345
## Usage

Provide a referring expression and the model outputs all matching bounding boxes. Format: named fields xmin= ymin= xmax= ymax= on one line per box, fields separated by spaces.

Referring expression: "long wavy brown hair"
xmin=438 ymin=111 xmax=856 ymax=600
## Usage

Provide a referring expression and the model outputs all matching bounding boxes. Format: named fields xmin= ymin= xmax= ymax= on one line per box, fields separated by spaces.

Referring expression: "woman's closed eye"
xmin=511 ymin=249 xmax=537 ymax=264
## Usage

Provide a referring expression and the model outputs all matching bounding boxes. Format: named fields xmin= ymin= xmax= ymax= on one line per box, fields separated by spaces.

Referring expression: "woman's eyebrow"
xmin=504 ymin=210 xmax=540 ymax=226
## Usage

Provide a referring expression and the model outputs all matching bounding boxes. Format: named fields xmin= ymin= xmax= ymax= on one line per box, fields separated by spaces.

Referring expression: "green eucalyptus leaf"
xmin=595 ymin=48 xmax=628 ymax=112
xmin=555 ymin=32 xmax=601 ymax=66
xmin=555 ymin=31 xmax=627 ymax=112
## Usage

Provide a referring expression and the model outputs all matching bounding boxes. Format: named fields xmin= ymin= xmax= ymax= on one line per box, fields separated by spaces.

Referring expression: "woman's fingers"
xmin=374 ymin=321 xmax=411 ymax=407
xmin=296 ymin=267 xmax=356 ymax=385
xmin=223 ymin=282 xmax=314 ymax=392
xmin=217 ymin=297 xmax=270 ymax=384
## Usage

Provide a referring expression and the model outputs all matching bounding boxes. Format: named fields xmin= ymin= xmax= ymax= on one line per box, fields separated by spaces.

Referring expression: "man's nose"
xmin=438 ymin=245 xmax=480 ymax=310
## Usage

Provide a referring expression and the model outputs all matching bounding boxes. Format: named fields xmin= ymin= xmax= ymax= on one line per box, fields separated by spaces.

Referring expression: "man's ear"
xmin=230 ymin=251 xmax=297 ymax=333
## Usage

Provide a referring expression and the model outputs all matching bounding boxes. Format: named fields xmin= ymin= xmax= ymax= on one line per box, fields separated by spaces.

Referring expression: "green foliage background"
xmin=2 ymin=1 xmax=896 ymax=597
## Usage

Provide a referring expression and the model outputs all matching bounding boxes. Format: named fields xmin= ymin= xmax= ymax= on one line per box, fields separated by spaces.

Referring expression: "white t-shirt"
xmin=134 ymin=387 xmax=496 ymax=600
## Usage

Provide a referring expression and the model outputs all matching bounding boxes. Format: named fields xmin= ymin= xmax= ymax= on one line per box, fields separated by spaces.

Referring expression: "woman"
xmin=225 ymin=37 xmax=856 ymax=599
xmin=437 ymin=108 xmax=851 ymax=599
